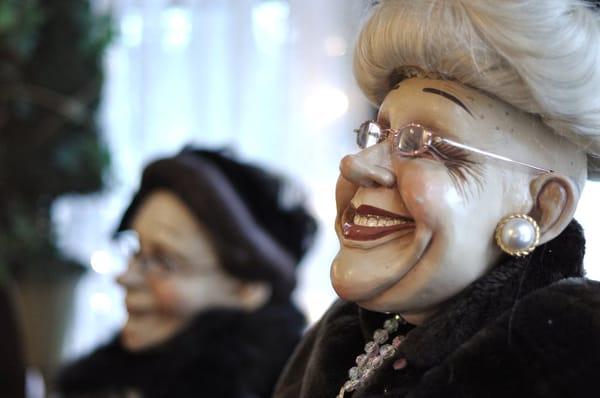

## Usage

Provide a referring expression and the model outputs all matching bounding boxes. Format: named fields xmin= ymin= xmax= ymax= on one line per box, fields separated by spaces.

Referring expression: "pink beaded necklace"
xmin=337 ymin=315 xmax=408 ymax=398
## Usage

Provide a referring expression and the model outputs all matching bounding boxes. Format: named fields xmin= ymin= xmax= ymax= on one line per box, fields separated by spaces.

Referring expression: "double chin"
xmin=330 ymin=225 xmax=433 ymax=303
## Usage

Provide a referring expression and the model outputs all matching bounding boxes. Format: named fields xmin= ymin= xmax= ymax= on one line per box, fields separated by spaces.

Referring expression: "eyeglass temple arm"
xmin=438 ymin=137 xmax=554 ymax=173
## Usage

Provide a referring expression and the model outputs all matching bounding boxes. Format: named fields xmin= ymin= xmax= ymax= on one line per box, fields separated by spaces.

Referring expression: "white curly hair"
xmin=354 ymin=0 xmax=600 ymax=180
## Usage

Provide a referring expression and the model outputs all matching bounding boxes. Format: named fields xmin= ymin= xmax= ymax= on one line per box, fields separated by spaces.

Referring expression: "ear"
xmin=235 ymin=281 xmax=271 ymax=311
xmin=529 ymin=172 xmax=580 ymax=245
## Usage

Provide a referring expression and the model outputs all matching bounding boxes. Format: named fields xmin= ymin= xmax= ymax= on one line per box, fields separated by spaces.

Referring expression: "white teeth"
xmin=352 ymin=214 xmax=410 ymax=227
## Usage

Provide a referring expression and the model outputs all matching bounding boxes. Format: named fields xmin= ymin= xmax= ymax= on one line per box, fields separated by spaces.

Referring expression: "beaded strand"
xmin=336 ymin=315 xmax=407 ymax=398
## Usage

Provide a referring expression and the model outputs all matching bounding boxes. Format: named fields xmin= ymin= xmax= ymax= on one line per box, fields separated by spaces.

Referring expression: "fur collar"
xmin=355 ymin=220 xmax=586 ymax=396
xmin=364 ymin=219 xmax=585 ymax=371
xmin=59 ymin=301 xmax=305 ymax=398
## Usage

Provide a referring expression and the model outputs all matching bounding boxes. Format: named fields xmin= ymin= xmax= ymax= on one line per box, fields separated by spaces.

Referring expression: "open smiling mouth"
xmin=342 ymin=204 xmax=415 ymax=241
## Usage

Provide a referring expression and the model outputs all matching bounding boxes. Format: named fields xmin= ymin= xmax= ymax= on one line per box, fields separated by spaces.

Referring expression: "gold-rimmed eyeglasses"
xmin=354 ymin=121 xmax=553 ymax=174
xmin=116 ymin=230 xmax=184 ymax=275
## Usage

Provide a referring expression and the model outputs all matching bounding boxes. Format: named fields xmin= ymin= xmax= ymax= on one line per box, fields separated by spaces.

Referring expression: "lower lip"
xmin=342 ymin=222 xmax=414 ymax=241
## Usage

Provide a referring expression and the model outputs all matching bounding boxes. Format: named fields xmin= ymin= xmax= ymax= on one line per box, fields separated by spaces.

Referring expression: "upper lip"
xmin=126 ymin=304 xmax=147 ymax=313
xmin=127 ymin=308 xmax=153 ymax=317
xmin=353 ymin=204 xmax=413 ymax=221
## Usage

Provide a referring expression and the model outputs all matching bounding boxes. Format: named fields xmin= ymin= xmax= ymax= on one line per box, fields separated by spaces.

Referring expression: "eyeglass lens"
xmin=356 ymin=121 xmax=383 ymax=149
xmin=395 ymin=125 xmax=427 ymax=156
xmin=356 ymin=122 xmax=429 ymax=156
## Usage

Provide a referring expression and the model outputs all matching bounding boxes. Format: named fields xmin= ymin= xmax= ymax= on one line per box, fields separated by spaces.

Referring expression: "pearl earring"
xmin=494 ymin=214 xmax=540 ymax=257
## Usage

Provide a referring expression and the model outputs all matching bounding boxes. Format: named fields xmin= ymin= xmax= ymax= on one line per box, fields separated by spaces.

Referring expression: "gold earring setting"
xmin=495 ymin=214 xmax=540 ymax=257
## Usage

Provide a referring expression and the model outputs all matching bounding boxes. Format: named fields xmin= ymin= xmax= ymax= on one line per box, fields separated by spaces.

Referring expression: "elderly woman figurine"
xmin=275 ymin=1 xmax=600 ymax=397
xmin=58 ymin=148 xmax=316 ymax=397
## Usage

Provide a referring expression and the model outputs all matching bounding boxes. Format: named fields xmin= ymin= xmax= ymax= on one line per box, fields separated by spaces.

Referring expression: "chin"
xmin=121 ymin=318 xmax=176 ymax=352
xmin=121 ymin=326 xmax=147 ymax=352
xmin=331 ymin=236 xmax=435 ymax=308
xmin=330 ymin=253 xmax=388 ymax=302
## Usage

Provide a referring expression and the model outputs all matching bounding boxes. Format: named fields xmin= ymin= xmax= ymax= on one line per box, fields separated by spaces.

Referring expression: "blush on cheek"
xmin=148 ymin=279 xmax=183 ymax=312
xmin=399 ymin=181 xmax=433 ymax=219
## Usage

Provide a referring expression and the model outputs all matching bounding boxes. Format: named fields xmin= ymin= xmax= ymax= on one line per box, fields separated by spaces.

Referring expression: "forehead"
xmin=131 ymin=189 xmax=221 ymax=265
xmin=379 ymin=78 xmax=528 ymax=145
xmin=131 ymin=190 xmax=216 ymax=253
xmin=377 ymin=78 xmax=579 ymax=176
xmin=383 ymin=79 xmax=477 ymax=118
xmin=133 ymin=190 xmax=198 ymax=233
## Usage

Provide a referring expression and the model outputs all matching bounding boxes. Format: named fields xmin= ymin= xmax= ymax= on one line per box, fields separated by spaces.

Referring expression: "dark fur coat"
xmin=58 ymin=301 xmax=305 ymax=398
xmin=274 ymin=220 xmax=600 ymax=398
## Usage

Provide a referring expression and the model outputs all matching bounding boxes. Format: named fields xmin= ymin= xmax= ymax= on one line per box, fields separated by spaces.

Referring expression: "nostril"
xmin=371 ymin=166 xmax=396 ymax=187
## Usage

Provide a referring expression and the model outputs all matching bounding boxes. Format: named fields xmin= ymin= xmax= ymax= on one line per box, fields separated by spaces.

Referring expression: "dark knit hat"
xmin=116 ymin=147 xmax=318 ymax=301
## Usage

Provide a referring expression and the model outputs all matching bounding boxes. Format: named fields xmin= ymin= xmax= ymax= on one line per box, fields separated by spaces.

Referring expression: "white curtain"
xmin=56 ymin=0 xmax=373 ymax=360
xmin=54 ymin=0 xmax=600 ymax=361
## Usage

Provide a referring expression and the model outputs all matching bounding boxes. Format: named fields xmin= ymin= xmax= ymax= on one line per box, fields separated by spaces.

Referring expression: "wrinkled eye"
xmin=355 ymin=121 xmax=384 ymax=149
xmin=150 ymin=253 xmax=178 ymax=273
xmin=394 ymin=124 xmax=428 ymax=156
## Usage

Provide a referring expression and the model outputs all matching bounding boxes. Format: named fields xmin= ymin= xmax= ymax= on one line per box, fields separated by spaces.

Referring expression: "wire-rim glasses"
xmin=116 ymin=230 xmax=191 ymax=276
xmin=353 ymin=121 xmax=553 ymax=174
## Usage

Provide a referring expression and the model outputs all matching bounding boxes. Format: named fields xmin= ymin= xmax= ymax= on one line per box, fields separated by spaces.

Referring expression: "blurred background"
xmin=1 ymin=0 xmax=599 ymax=396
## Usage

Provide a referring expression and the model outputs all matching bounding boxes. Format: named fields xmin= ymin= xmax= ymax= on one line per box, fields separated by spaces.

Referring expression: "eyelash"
xmin=378 ymin=122 xmax=480 ymax=176
xmin=431 ymin=140 xmax=484 ymax=198
xmin=430 ymin=141 xmax=473 ymax=168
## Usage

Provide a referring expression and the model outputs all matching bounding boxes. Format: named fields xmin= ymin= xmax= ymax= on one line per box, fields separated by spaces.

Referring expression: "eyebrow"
xmin=376 ymin=114 xmax=390 ymax=127
xmin=422 ymin=88 xmax=473 ymax=117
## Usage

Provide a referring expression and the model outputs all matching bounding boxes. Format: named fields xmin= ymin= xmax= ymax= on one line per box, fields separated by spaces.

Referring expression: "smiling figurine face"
xmin=117 ymin=190 xmax=269 ymax=351
xmin=331 ymin=78 xmax=584 ymax=323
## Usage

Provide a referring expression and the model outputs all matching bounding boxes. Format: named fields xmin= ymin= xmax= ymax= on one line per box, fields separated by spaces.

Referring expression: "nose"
xmin=116 ymin=260 xmax=146 ymax=289
xmin=339 ymin=144 xmax=396 ymax=188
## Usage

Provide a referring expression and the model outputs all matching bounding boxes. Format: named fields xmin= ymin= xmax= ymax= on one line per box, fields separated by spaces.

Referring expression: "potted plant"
xmin=0 ymin=0 xmax=113 ymax=392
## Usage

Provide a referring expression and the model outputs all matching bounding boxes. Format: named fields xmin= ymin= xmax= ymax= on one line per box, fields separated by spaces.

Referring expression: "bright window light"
xmin=90 ymin=250 xmax=114 ymax=274
xmin=120 ymin=12 xmax=143 ymax=47
xmin=304 ymin=85 xmax=350 ymax=127
xmin=90 ymin=292 xmax=114 ymax=314
xmin=324 ymin=36 xmax=347 ymax=57
xmin=251 ymin=0 xmax=290 ymax=54
xmin=162 ymin=6 xmax=192 ymax=49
